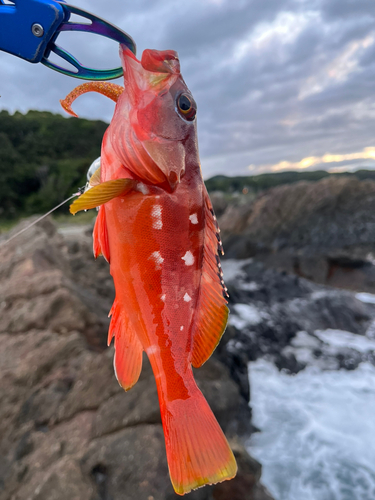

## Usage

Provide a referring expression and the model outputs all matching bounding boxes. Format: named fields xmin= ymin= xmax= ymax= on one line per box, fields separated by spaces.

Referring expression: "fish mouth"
xmin=120 ymin=45 xmax=180 ymax=88
xmin=139 ymin=47 xmax=180 ymax=75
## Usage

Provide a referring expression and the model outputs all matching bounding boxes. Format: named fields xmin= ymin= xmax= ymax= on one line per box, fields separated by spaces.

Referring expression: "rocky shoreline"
xmin=221 ymin=258 xmax=375 ymax=375
xmin=212 ymin=176 xmax=375 ymax=378
xmin=0 ymin=217 xmax=273 ymax=500
xmin=3 ymin=175 xmax=375 ymax=499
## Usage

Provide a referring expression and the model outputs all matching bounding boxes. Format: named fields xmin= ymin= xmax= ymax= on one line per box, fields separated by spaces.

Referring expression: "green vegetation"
xmin=0 ymin=109 xmax=107 ymax=220
xmin=205 ymin=170 xmax=375 ymax=194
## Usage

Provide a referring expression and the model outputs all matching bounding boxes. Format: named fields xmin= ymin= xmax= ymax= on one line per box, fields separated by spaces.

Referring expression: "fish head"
xmin=108 ymin=46 xmax=199 ymax=191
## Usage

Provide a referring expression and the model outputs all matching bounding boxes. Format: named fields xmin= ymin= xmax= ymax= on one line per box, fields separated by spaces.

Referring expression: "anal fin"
xmin=108 ymin=298 xmax=143 ymax=391
xmin=191 ymin=187 xmax=229 ymax=368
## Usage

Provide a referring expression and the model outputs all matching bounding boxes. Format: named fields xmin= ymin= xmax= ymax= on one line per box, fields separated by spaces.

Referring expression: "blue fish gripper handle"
xmin=0 ymin=0 xmax=136 ymax=79
xmin=0 ymin=0 xmax=67 ymax=63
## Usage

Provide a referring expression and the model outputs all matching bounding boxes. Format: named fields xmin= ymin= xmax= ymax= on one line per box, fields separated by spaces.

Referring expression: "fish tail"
xmin=159 ymin=381 xmax=237 ymax=495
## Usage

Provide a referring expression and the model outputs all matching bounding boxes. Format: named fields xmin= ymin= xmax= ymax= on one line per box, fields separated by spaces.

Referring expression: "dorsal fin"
xmin=191 ymin=187 xmax=229 ymax=368
xmin=108 ymin=297 xmax=143 ymax=391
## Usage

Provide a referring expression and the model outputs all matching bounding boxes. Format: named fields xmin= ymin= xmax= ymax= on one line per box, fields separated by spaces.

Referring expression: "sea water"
xmin=247 ymin=360 xmax=375 ymax=500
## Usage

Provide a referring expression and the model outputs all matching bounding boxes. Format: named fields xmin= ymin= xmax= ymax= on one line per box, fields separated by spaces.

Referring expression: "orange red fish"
xmin=62 ymin=45 xmax=237 ymax=495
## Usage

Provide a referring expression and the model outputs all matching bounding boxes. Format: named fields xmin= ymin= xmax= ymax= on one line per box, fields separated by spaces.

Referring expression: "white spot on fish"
xmin=150 ymin=251 xmax=164 ymax=270
xmin=183 ymin=293 xmax=192 ymax=302
xmin=182 ymin=250 xmax=194 ymax=266
xmin=137 ymin=183 xmax=149 ymax=195
xmin=189 ymin=213 xmax=198 ymax=224
xmin=180 ymin=326 xmax=184 ymax=331
xmin=151 ymin=204 xmax=163 ymax=230
xmin=161 ymin=294 xmax=166 ymax=302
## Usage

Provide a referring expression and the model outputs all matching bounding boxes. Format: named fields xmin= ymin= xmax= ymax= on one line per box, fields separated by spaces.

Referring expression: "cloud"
xmin=234 ymin=10 xmax=318 ymax=62
xmin=299 ymin=33 xmax=375 ymax=99
xmin=0 ymin=0 xmax=374 ymax=179
xmin=256 ymin=147 xmax=375 ymax=172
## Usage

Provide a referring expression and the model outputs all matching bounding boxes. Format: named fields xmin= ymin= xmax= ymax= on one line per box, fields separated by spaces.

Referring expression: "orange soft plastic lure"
xmin=62 ymin=45 xmax=237 ymax=495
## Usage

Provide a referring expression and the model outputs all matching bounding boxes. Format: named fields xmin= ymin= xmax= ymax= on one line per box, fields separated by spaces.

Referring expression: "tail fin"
xmin=161 ymin=386 xmax=237 ymax=495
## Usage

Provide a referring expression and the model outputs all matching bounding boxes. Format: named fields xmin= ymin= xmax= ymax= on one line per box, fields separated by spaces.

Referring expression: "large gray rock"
xmin=0 ymin=217 xmax=272 ymax=500
xmin=218 ymin=177 xmax=375 ymax=293
xmin=0 ymin=217 xmax=110 ymax=348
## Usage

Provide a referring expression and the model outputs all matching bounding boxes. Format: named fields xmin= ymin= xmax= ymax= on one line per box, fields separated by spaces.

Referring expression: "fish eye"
xmin=177 ymin=93 xmax=196 ymax=121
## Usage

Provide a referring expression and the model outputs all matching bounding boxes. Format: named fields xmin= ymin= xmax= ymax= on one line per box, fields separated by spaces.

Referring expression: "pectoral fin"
xmin=70 ymin=178 xmax=135 ymax=215
xmin=89 ymin=166 xmax=101 ymax=187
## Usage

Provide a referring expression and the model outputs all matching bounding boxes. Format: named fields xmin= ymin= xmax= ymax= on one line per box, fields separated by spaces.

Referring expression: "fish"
xmin=61 ymin=45 xmax=237 ymax=495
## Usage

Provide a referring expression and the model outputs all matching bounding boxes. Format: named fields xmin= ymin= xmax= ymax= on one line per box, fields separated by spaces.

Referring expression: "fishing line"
xmin=0 ymin=192 xmax=80 ymax=248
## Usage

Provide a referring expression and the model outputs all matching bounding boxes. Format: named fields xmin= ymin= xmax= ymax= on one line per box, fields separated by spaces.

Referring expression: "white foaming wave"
xmin=247 ymin=360 xmax=375 ymax=500
xmin=229 ymin=303 xmax=264 ymax=329
xmin=221 ymin=258 xmax=254 ymax=282
xmin=356 ymin=292 xmax=375 ymax=305
xmin=315 ymin=329 xmax=375 ymax=353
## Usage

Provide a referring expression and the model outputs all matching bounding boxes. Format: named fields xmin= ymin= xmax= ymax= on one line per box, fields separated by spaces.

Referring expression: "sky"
xmin=1 ymin=0 xmax=375 ymax=179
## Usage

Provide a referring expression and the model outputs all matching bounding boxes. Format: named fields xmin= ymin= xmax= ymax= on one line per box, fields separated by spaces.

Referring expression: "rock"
xmin=209 ymin=441 xmax=274 ymax=500
xmin=81 ymin=425 xmax=171 ymax=500
xmin=92 ymin=379 xmax=161 ymax=439
xmin=28 ymin=457 xmax=95 ymax=500
xmin=219 ymin=177 xmax=375 ymax=293
xmin=274 ymin=351 xmax=306 ymax=374
xmin=209 ymin=191 xmax=230 ymax=217
xmin=221 ymin=258 xmax=375 ymax=373
xmin=0 ymin=217 xmax=272 ymax=500
xmin=0 ymin=219 xmax=110 ymax=348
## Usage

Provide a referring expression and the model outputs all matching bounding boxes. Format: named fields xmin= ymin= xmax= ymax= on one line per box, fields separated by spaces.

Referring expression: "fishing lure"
xmin=63 ymin=45 xmax=237 ymax=496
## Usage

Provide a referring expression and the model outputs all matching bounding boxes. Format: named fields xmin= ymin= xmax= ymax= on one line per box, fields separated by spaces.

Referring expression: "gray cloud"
xmin=0 ymin=0 xmax=374 ymax=178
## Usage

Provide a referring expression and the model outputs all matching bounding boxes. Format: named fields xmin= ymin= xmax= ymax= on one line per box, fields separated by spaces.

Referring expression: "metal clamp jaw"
xmin=0 ymin=0 xmax=136 ymax=80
